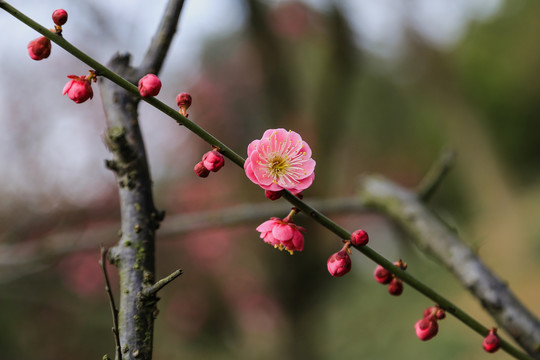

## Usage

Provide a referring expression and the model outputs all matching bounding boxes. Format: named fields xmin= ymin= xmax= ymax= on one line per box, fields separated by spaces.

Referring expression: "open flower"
xmin=256 ymin=217 xmax=305 ymax=254
xmin=244 ymin=128 xmax=315 ymax=194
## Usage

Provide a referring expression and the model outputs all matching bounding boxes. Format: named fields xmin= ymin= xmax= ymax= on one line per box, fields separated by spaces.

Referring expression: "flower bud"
xmin=27 ymin=36 xmax=51 ymax=61
xmin=138 ymin=74 xmax=162 ymax=97
xmin=415 ymin=317 xmax=439 ymax=341
xmin=202 ymin=150 xmax=224 ymax=172
xmin=423 ymin=306 xmax=446 ymax=320
xmin=388 ymin=277 xmax=403 ymax=296
xmin=350 ymin=229 xmax=369 ymax=246
xmin=52 ymin=9 xmax=68 ymax=26
xmin=194 ymin=162 xmax=210 ymax=178
xmin=62 ymin=75 xmax=93 ymax=104
xmin=327 ymin=249 xmax=352 ymax=277
xmin=176 ymin=92 xmax=192 ymax=116
xmin=482 ymin=329 xmax=501 ymax=353
xmin=265 ymin=190 xmax=282 ymax=200
xmin=373 ymin=265 xmax=392 ymax=284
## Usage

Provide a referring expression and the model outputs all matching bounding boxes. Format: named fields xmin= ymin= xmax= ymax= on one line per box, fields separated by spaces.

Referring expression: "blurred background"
xmin=0 ymin=0 xmax=539 ymax=359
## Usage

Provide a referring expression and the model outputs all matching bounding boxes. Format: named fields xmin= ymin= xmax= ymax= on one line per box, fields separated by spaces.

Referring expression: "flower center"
xmin=268 ymin=156 xmax=289 ymax=177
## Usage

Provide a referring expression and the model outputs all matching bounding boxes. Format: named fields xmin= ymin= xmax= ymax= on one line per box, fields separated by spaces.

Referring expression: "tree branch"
xmin=359 ymin=175 xmax=540 ymax=358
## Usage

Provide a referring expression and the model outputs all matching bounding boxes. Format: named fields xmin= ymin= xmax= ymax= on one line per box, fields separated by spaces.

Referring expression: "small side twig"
xmin=416 ymin=149 xmax=456 ymax=202
xmin=100 ymin=246 xmax=121 ymax=360
xmin=143 ymin=269 xmax=183 ymax=298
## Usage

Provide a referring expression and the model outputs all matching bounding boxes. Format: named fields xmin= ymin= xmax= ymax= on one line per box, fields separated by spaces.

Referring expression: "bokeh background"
xmin=0 ymin=0 xmax=539 ymax=359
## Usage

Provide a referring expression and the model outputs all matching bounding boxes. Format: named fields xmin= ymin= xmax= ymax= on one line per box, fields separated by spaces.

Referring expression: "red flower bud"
xmin=202 ymin=150 xmax=224 ymax=172
xmin=350 ymin=229 xmax=369 ymax=246
xmin=62 ymin=75 xmax=93 ymax=104
xmin=415 ymin=317 xmax=439 ymax=341
xmin=52 ymin=9 xmax=68 ymax=26
xmin=482 ymin=329 xmax=501 ymax=353
xmin=265 ymin=190 xmax=282 ymax=200
xmin=176 ymin=92 xmax=192 ymax=116
xmin=327 ymin=249 xmax=352 ymax=277
xmin=388 ymin=277 xmax=403 ymax=296
xmin=138 ymin=74 xmax=162 ymax=97
xmin=194 ymin=162 xmax=210 ymax=178
xmin=27 ymin=36 xmax=51 ymax=61
xmin=423 ymin=306 xmax=446 ymax=320
xmin=373 ymin=265 xmax=392 ymax=284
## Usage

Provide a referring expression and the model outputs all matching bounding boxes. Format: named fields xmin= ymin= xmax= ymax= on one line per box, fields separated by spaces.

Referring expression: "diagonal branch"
xmin=139 ymin=0 xmax=185 ymax=76
xmin=359 ymin=174 xmax=540 ymax=359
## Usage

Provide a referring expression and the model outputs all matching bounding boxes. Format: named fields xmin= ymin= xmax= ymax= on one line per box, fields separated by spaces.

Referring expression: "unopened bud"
xmin=388 ymin=277 xmax=403 ymax=296
xmin=415 ymin=317 xmax=439 ymax=341
xmin=265 ymin=190 xmax=282 ymax=200
xmin=27 ymin=36 xmax=51 ymax=61
xmin=373 ymin=265 xmax=392 ymax=284
xmin=52 ymin=9 xmax=68 ymax=26
xmin=482 ymin=329 xmax=501 ymax=353
xmin=138 ymin=74 xmax=162 ymax=97
xmin=202 ymin=150 xmax=224 ymax=172
xmin=327 ymin=249 xmax=352 ymax=277
xmin=350 ymin=229 xmax=369 ymax=246
xmin=176 ymin=92 xmax=192 ymax=116
xmin=62 ymin=75 xmax=93 ymax=104
xmin=194 ymin=162 xmax=210 ymax=178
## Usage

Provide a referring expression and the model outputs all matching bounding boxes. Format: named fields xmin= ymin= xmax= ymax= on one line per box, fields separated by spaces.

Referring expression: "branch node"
xmin=143 ymin=269 xmax=183 ymax=297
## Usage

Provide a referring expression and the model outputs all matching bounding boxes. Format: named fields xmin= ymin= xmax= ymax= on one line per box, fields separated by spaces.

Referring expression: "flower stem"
xmin=0 ymin=2 xmax=532 ymax=359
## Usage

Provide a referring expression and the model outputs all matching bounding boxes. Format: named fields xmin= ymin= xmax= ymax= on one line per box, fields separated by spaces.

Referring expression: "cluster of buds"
xmin=414 ymin=306 xmax=446 ymax=341
xmin=373 ymin=259 xmax=406 ymax=296
xmin=27 ymin=9 xmax=68 ymax=61
xmin=256 ymin=208 xmax=305 ymax=254
xmin=194 ymin=149 xmax=225 ymax=178
xmin=327 ymin=228 xmax=369 ymax=277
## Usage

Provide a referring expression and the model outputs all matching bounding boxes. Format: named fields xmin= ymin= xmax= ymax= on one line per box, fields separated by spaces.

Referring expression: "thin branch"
xmin=139 ymin=0 xmax=185 ymax=76
xmin=100 ymin=246 xmax=122 ymax=360
xmin=416 ymin=149 xmax=456 ymax=202
xmin=359 ymin=175 xmax=540 ymax=359
xmin=143 ymin=269 xmax=183 ymax=297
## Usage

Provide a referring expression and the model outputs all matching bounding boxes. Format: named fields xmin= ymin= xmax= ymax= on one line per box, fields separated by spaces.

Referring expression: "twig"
xmin=359 ymin=175 xmax=540 ymax=359
xmin=416 ymin=149 xmax=456 ymax=202
xmin=100 ymin=246 xmax=122 ymax=360
xmin=143 ymin=269 xmax=183 ymax=297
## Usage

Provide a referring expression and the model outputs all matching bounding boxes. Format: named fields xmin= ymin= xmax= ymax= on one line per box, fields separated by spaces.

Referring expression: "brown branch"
xmin=100 ymin=246 xmax=122 ymax=360
xmin=0 ymin=197 xmax=366 ymax=282
xmin=359 ymin=174 xmax=540 ymax=358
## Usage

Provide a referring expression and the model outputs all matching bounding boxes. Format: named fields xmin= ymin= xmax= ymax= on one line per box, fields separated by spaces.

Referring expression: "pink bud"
xmin=62 ymin=75 xmax=93 ymax=104
xmin=176 ymin=92 xmax=192 ymax=107
xmin=202 ymin=150 xmax=225 ymax=172
xmin=423 ymin=306 xmax=446 ymax=320
xmin=27 ymin=36 xmax=51 ymax=61
xmin=388 ymin=277 xmax=403 ymax=296
xmin=138 ymin=74 xmax=162 ymax=97
xmin=265 ymin=190 xmax=282 ymax=200
xmin=350 ymin=229 xmax=369 ymax=246
xmin=415 ymin=317 xmax=439 ymax=341
xmin=327 ymin=249 xmax=352 ymax=277
xmin=373 ymin=265 xmax=392 ymax=284
xmin=52 ymin=9 xmax=68 ymax=26
xmin=482 ymin=329 xmax=501 ymax=353
xmin=176 ymin=92 xmax=192 ymax=116
xmin=194 ymin=162 xmax=210 ymax=178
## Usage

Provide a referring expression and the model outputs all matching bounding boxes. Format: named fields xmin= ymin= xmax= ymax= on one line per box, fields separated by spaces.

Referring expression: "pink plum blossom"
xmin=202 ymin=150 xmax=225 ymax=172
xmin=256 ymin=217 xmax=305 ymax=254
xmin=63 ymin=75 xmax=93 ymax=103
xmin=138 ymin=74 xmax=162 ymax=97
xmin=244 ymin=128 xmax=315 ymax=194
xmin=327 ymin=248 xmax=352 ymax=277
xmin=415 ymin=317 xmax=439 ymax=341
